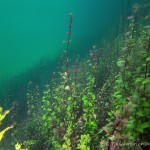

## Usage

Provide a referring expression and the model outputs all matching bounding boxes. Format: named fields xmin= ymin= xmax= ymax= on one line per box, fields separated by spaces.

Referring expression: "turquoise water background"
xmin=0 ymin=0 xmax=125 ymax=80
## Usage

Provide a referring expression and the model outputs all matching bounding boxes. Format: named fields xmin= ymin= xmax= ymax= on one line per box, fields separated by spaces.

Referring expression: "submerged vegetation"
xmin=0 ymin=107 xmax=13 ymax=141
xmin=0 ymin=2 xmax=150 ymax=150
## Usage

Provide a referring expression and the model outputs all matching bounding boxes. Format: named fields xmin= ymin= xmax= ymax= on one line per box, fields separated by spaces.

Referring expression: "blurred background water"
xmin=0 ymin=0 xmax=125 ymax=80
xmin=1 ymin=0 xmax=148 ymax=97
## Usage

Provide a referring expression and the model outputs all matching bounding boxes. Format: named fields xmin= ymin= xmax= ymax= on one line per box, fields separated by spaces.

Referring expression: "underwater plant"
xmin=0 ymin=2 xmax=150 ymax=150
xmin=0 ymin=106 xmax=13 ymax=141
xmin=15 ymin=143 xmax=28 ymax=150
xmin=23 ymin=3 xmax=149 ymax=150
xmin=101 ymin=102 xmax=132 ymax=150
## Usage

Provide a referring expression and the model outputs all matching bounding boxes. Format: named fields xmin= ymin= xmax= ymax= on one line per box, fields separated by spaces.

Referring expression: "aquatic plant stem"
xmin=65 ymin=13 xmax=73 ymax=77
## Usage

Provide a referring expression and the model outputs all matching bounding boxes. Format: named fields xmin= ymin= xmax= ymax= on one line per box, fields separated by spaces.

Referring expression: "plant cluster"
xmin=0 ymin=2 xmax=150 ymax=150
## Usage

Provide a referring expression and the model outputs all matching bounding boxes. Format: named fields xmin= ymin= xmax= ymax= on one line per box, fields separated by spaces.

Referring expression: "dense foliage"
xmin=0 ymin=2 xmax=150 ymax=150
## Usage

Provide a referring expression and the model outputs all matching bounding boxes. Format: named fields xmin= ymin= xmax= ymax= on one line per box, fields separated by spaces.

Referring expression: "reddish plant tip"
xmin=74 ymin=76 xmax=77 ymax=81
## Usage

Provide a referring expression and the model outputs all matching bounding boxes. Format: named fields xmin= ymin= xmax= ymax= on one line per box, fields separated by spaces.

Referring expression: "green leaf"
xmin=0 ymin=109 xmax=10 ymax=122
xmin=47 ymin=117 xmax=51 ymax=121
xmin=137 ymin=109 xmax=144 ymax=117
xmin=146 ymin=57 xmax=150 ymax=61
xmin=89 ymin=121 xmax=97 ymax=129
xmin=83 ymin=114 xmax=88 ymax=121
xmin=142 ymin=78 xmax=150 ymax=85
xmin=129 ymin=136 xmax=136 ymax=140
xmin=98 ymin=129 xmax=103 ymax=134
xmin=108 ymin=112 xmax=112 ymax=116
xmin=136 ymin=126 xmax=143 ymax=133
xmin=116 ymin=80 xmax=123 ymax=84
xmin=135 ymin=78 xmax=143 ymax=84
xmin=84 ymin=100 xmax=88 ymax=105
xmin=141 ymin=122 xmax=150 ymax=129
xmin=67 ymin=106 xmax=71 ymax=111
xmin=113 ymin=91 xmax=121 ymax=96
xmin=42 ymin=115 xmax=47 ymax=120
xmin=91 ymin=94 xmax=95 ymax=100
xmin=132 ymin=104 xmax=138 ymax=108
xmin=126 ymin=123 xmax=135 ymax=129
xmin=0 ymin=126 xmax=13 ymax=141
xmin=142 ymin=101 xmax=150 ymax=107
xmin=74 ymin=101 xmax=77 ymax=105
xmin=115 ymin=95 xmax=122 ymax=99
xmin=143 ymin=108 xmax=150 ymax=115
xmin=88 ymin=102 xmax=92 ymax=107
xmin=0 ymin=107 xmax=2 ymax=114
xmin=90 ymin=77 xmax=95 ymax=84
xmin=82 ymin=95 xmax=87 ymax=101
xmin=68 ymin=97 xmax=72 ymax=101
xmin=117 ymin=60 xmax=125 ymax=68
